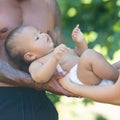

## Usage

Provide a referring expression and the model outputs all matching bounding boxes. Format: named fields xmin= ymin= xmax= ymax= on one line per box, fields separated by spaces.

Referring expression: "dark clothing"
xmin=0 ymin=87 xmax=58 ymax=120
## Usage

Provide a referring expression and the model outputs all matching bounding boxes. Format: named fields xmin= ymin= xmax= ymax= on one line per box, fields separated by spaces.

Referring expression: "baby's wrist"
xmin=53 ymin=54 xmax=60 ymax=62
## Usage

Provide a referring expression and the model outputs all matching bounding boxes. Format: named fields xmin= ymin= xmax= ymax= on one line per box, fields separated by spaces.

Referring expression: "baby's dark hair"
xmin=5 ymin=25 xmax=31 ymax=71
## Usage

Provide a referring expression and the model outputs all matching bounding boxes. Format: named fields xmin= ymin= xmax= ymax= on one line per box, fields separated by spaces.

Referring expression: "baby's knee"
xmin=80 ymin=49 xmax=101 ymax=62
xmin=80 ymin=49 xmax=94 ymax=61
xmin=78 ymin=49 xmax=92 ymax=66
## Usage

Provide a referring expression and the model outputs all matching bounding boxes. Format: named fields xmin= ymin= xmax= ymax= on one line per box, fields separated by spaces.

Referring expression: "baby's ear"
xmin=24 ymin=52 xmax=36 ymax=62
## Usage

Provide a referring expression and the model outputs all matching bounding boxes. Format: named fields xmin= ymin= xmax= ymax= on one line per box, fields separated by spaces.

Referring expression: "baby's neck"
xmin=40 ymin=49 xmax=54 ymax=59
xmin=44 ymin=49 xmax=54 ymax=57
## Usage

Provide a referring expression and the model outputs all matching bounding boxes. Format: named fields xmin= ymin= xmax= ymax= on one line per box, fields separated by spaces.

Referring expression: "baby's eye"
xmin=36 ymin=36 xmax=39 ymax=40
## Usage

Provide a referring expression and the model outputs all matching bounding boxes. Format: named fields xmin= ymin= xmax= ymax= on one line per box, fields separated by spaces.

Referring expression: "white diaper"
xmin=66 ymin=64 xmax=114 ymax=86
xmin=66 ymin=64 xmax=84 ymax=85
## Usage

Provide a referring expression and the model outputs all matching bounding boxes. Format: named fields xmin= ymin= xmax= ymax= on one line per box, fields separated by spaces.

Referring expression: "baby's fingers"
xmin=59 ymin=44 xmax=70 ymax=53
xmin=54 ymin=44 xmax=69 ymax=59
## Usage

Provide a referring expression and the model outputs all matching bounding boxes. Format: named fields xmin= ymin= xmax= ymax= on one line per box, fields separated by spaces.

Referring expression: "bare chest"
xmin=0 ymin=2 xmax=22 ymax=40
xmin=0 ymin=1 xmax=55 ymax=40
xmin=21 ymin=1 xmax=55 ymax=32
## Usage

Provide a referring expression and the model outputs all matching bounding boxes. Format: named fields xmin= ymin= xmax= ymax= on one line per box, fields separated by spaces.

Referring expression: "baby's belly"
xmin=59 ymin=54 xmax=80 ymax=72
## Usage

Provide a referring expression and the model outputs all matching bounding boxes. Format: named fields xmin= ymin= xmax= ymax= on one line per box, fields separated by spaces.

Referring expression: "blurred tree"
xmin=58 ymin=0 xmax=120 ymax=59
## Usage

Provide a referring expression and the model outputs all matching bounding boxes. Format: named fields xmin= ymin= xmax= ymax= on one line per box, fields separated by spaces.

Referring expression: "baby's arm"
xmin=29 ymin=44 xmax=69 ymax=83
xmin=72 ymin=25 xmax=88 ymax=56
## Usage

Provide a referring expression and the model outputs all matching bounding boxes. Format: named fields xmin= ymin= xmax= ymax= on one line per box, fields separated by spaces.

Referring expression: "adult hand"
xmin=0 ymin=59 xmax=77 ymax=97
xmin=35 ymin=72 xmax=77 ymax=97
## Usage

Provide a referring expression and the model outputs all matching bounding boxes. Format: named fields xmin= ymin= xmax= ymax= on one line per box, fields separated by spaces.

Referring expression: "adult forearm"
xmin=0 ymin=59 xmax=36 ymax=88
xmin=0 ymin=59 xmax=77 ymax=96
xmin=59 ymin=77 xmax=120 ymax=105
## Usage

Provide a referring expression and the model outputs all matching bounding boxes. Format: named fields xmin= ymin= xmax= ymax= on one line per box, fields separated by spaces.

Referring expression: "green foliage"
xmin=95 ymin=114 xmax=107 ymax=120
xmin=81 ymin=98 xmax=94 ymax=106
xmin=58 ymin=0 xmax=120 ymax=59
xmin=46 ymin=92 xmax=60 ymax=104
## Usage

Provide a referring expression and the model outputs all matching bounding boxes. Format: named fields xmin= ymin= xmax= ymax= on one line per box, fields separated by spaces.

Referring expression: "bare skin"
xmin=6 ymin=25 xmax=118 ymax=88
xmin=1 ymin=0 xmax=120 ymax=99
xmin=59 ymin=73 xmax=120 ymax=105
xmin=0 ymin=0 xmax=74 ymax=96
xmin=22 ymin=26 xmax=117 ymax=85
xmin=58 ymin=61 xmax=120 ymax=105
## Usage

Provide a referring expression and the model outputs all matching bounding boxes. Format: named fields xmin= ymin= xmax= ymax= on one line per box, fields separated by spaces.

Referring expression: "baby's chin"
xmin=48 ymin=47 xmax=54 ymax=54
xmin=50 ymin=47 xmax=54 ymax=52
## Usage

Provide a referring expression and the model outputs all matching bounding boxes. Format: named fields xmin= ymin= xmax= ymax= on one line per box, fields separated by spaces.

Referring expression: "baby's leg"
xmin=77 ymin=49 xmax=119 ymax=85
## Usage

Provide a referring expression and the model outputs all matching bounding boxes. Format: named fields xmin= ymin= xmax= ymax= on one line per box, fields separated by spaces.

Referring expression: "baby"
xmin=5 ymin=25 xmax=119 ymax=86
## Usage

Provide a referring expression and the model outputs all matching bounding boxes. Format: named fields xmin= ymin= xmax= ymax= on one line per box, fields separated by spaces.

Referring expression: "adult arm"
xmin=59 ymin=74 xmax=120 ymax=105
xmin=0 ymin=58 xmax=34 ymax=87
xmin=0 ymin=58 xmax=74 ymax=96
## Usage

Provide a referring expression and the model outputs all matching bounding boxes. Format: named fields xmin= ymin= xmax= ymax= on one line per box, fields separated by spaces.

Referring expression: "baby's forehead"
xmin=23 ymin=26 xmax=39 ymax=33
xmin=16 ymin=27 xmax=40 ymax=41
xmin=18 ymin=26 xmax=39 ymax=37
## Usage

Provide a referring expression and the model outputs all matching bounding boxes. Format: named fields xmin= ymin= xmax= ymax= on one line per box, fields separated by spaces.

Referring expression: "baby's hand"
xmin=53 ymin=44 xmax=69 ymax=60
xmin=72 ymin=24 xmax=85 ymax=43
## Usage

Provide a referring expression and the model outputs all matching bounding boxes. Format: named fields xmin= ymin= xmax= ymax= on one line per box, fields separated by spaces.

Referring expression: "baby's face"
xmin=19 ymin=26 xmax=54 ymax=58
